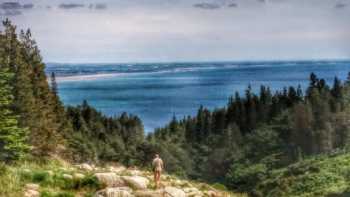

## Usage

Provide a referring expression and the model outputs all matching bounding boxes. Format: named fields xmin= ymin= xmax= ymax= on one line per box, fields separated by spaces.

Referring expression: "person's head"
xmin=154 ymin=154 xmax=159 ymax=158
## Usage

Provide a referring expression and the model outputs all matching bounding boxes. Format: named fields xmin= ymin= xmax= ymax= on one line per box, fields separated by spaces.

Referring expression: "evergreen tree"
xmin=0 ymin=32 xmax=29 ymax=161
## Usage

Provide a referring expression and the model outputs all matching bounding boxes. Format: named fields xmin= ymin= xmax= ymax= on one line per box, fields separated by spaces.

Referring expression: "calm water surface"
xmin=46 ymin=61 xmax=350 ymax=132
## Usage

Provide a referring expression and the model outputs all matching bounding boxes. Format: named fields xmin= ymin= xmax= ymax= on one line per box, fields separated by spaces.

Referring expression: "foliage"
xmin=0 ymin=19 xmax=29 ymax=162
xmin=255 ymin=153 xmax=350 ymax=197
xmin=150 ymin=71 xmax=350 ymax=196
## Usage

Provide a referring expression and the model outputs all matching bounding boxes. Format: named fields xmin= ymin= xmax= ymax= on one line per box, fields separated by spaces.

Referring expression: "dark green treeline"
xmin=149 ymin=72 xmax=350 ymax=193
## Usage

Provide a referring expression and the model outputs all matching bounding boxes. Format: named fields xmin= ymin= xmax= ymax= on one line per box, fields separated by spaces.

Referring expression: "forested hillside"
xmin=149 ymin=71 xmax=350 ymax=195
xmin=0 ymin=19 xmax=146 ymax=165
xmin=1 ymin=19 xmax=350 ymax=197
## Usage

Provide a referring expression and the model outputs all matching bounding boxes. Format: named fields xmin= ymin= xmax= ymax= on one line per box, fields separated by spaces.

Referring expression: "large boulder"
xmin=163 ymin=187 xmax=186 ymax=197
xmin=96 ymin=187 xmax=134 ymax=197
xmin=95 ymin=173 xmax=126 ymax=187
xmin=122 ymin=176 xmax=149 ymax=190
xmin=134 ymin=190 xmax=163 ymax=197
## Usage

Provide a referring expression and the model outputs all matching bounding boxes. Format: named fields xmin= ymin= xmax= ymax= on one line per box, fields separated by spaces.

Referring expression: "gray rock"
xmin=163 ymin=187 xmax=186 ymax=197
xmin=134 ymin=190 xmax=163 ymax=197
xmin=96 ymin=187 xmax=134 ymax=197
xmin=122 ymin=176 xmax=149 ymax=190
xmin=95 ymin=172 xmax=126 ymax=187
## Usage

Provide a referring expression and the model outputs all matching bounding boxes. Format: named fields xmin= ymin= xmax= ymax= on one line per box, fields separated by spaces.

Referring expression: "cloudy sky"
xmin=1 ymin=0 xmax=350 ymax=63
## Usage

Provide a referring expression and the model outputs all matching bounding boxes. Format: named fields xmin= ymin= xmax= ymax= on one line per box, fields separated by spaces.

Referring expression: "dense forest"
xmin=149 ymin=70 xmax=350 ymax=184
xmin=1 ymin=20 xmax=350 ymax=196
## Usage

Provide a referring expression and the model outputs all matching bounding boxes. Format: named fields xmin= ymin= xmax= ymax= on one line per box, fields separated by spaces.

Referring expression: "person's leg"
xmin=154 ymin=171 xmax=157 ymax=187
xmin=155 ymin=171 xmax=160 ymax=188
xmin=158 ymin=171 xmax=162 ymax=187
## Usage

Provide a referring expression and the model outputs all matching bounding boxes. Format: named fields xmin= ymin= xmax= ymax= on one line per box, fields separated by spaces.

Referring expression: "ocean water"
xmin=46 ymin=61 xmax=350 ymax=132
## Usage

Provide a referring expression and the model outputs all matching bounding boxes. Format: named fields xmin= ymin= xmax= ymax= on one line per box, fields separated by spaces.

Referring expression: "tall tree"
xmin=0 ymin=29 xmax=29 ymax=161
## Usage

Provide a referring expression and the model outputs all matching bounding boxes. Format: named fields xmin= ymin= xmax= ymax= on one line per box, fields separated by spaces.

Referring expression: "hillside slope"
xmin=0 ymin=158 xmax=246 ymax=197
xmin=254 ymin=152 xmax=350 ymax=197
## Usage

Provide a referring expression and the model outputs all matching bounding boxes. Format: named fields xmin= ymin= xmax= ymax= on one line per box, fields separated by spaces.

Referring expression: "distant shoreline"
xmin=55 ymin=73 xmax=125 ymax=82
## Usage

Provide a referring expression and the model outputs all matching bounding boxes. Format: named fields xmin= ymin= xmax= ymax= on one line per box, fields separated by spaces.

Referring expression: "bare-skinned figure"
xmin=152 ymin=154 xmax=164 ymax=189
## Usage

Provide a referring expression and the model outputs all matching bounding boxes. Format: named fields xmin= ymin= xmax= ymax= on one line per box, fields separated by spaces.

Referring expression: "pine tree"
xmin=0 ymin=32 xmax=29 ymax=161
xmin=12 ymin=30 xmax=36 ymax=129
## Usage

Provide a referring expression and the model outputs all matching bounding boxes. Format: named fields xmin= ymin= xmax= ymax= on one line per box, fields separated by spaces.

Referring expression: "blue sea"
xmin=46 ymin=61 xmax=350 ymax=132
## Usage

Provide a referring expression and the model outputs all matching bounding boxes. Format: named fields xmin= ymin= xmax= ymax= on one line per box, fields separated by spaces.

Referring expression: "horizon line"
xmin=45 ymin=58 xmax=350 ymax=65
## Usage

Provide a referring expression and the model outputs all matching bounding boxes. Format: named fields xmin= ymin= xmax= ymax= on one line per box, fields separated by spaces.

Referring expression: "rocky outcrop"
xmin=96 ymin=187 xmax=133 ymax=197
xmin=122 ymin=176 xmax=150 ymax=190
xmin=72 ymin=163 xmax=232 ymax=197
xmin=95 ymin=172 xmax=126 ymax=187
xmin=163 ymin=187 xmax=186 ymax=197
xmin=134 ymin=190 xmax=163 ymax=197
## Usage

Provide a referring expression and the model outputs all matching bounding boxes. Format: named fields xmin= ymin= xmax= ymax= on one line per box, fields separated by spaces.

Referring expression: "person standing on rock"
xmin=152 ymin=154 xmax=164 ymax=188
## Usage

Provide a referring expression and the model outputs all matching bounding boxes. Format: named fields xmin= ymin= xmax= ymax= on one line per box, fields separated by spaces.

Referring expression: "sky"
xmin=0 ymin=0 xmax=350 ymax=63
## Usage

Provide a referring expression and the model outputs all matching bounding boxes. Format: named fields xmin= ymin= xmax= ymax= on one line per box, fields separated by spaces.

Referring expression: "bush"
xmin=32 ymin=171 xmax=50 ymax=183
xmin=51 ymin=174 xmax=75 ymax=190
xmin=226 ymin=162 xmax=268 ymax=191
xmin=212 ymin=183 xmax=228 ymax=191
xmin=80 ymin=175 xmax=101 ymax=189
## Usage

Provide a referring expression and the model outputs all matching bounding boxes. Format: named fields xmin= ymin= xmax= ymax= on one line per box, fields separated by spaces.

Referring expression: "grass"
xmin=0 ymin=159 xmax=102 ymax=197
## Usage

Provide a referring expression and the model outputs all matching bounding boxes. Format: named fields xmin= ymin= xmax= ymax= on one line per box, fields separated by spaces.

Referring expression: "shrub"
xmin=212 ymin=183 xmax=228 ymax=191
xmin=226 ymin=162 xmax=268 ymax=191
xmin=80 ymin=175 xmax=101 ymax=189
xmin=52 ymin=174 xmax=75 ymax=190
xmin=32 ymin=171 xmax=50 ymax=183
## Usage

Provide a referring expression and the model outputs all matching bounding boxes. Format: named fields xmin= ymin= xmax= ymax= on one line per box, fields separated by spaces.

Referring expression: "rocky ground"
xmin=20 ymin=162 xmax=245 ymax=197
